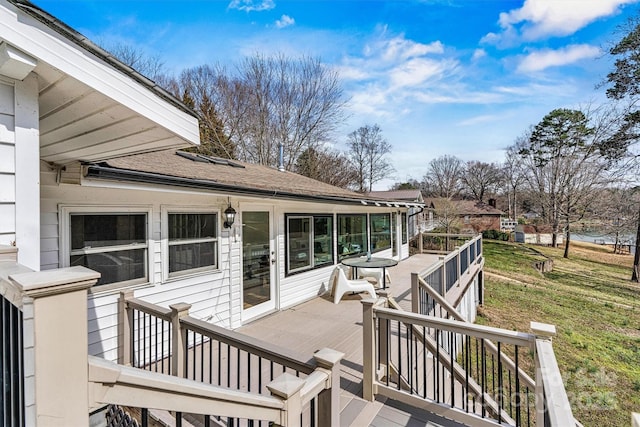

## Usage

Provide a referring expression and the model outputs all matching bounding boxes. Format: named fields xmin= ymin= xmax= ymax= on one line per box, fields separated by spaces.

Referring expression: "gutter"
xmin=408 ymin=205 xmax=424 ymax=218
xmin=84 ymin=164 xmax=423 ymax=208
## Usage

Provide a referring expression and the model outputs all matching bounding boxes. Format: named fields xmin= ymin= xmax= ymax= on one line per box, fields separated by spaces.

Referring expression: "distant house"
xmin=514 ymin=224 xmax=564 ymax=245
xmin=424 ymin=198 xmax=504 ymax=233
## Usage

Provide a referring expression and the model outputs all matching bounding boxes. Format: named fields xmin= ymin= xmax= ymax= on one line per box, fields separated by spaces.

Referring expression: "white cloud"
xmin=379 ymin=36 xmax=444 ymax=62
xmin=472 ymin=49 xmax=487 ymax=60
xmin=483 ymin=0 xmax=639 ymax=45
xmin=337 ymin=30 xmax=457 ymax=115
xmin=389 ymin=57 xmax=457 ymax=88
xmin=275 ymin=14 xmax=295 ymax=29
xmin=458 ymin=114 xmax=505 ymax=126
xmin=228 ymin=0 xmax=275 ymax=12
xmin=516 ymin=44 xmax=601 ymax=72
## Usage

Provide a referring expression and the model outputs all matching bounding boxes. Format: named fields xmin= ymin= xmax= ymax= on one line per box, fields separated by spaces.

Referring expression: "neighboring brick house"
xmin=424 ymin=198 xmax=504 ymax=233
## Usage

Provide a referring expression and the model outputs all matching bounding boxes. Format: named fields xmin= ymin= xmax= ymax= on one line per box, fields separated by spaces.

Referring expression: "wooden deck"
xmin=237 ymin=254 xmax=468 ymax=427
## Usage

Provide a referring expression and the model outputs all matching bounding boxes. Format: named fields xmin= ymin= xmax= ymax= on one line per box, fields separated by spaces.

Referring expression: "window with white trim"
xmin=168 ymin=213 xmax=218 ymax=276
xmin=70 ymin=213 xmax=148 ymax=286
xmin=401 ymin=212 xmax=408 ymax=244
xmin=286 ymin=214 xmax=333 ymax=274
xmin=370 ymin=213 xmax=391 ymax=253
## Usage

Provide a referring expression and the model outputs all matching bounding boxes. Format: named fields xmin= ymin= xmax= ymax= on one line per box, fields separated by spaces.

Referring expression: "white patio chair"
xmin=357 ymin=267 xmax=391 ymax=288
xmin=329 ymin=266 xmax=376 ymax=304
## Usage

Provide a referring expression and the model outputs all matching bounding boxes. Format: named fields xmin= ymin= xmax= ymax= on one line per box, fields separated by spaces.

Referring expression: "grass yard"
xmin=478 ymin=240 xmax=640 ymax=427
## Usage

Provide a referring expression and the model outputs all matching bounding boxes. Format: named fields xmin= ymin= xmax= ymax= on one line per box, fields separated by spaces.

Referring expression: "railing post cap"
xmin=530 ymin=321 xmax=556 ymax=337
xmin=313 ymin=348 xmax=344 ymax=368
xmin=377 ymin=289 xmax=390 ymax=299
xmin=361 ymin=298 xmax=378 ymax=306
xmin=267 ymin=372 xmax=306 ymax=399
xmin=170 ymin=302 xmax=192 ymax=315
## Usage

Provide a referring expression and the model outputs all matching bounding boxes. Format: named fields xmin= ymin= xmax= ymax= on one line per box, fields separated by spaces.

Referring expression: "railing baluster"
xmin=397 ymin=320 xmax=402 ymax=391
xmin=497 ymin=342 xmax=503 ymax=422
xmin=407 ymin=321 xmax=412 ymax=393
xmin=217 ymin=339 xmax=222 ymax=385
xmin=386 ymin=318 xmax=390 ymax=388
xmin=227 ymin=343 xmax=231 ymax=388
xmin=248 ymin=351 xmax=252 ymax=392
xmin=465 ymin=335 xmax=470 ymax=413
xmin=422 ymin=325 xmax=427 ymax=399
xmin=450 ymin=330 xmax=454 ymax=408
xmin=435 ymin=328 xmax=440 ymax=402
xmin=481 ymin=338 xmax=486 ymax=418
xmin=515 ymin=346 xmax=521 ymax=427
xmin=141 ymin=408 xmax=149 ymax=427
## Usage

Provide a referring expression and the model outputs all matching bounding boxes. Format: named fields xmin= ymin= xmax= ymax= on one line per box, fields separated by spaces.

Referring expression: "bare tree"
xmin=295 ymin=146 xmax=358 ymax=189
xmin=516 ymin=107 xmax=620 ymax=257
xmin=423 ymin=155 xmax=463 ymax=198
xmin=503 ymin=132 xmax=529 ymax=220
xmin=602 ymin=15 xmax=640 ymax=280
xmin=461 ymin=161 xmax=502 ymax=202
xmin=346 ymin=124 xmax=394 ymax=192
xmin=598 ymin=187 xmax=639 ymax=253
xmin=235 ymin=54 xmax=347 ymax=168
xmin=173 ymin=55 xmax=347 ymax=168
xmin=104 ymin=42 xmax=168 ymax=83
xmin=172 ymin=65 xmax=238 ymax=158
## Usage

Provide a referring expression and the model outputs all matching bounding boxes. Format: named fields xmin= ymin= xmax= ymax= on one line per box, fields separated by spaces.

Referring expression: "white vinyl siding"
xmin=40 ymin=169 xmax=412 ymax=360
xmin=0 ymin=81 xmax=15 ymax=248
xmin=40 ymin=176 xmax=236 ymax=362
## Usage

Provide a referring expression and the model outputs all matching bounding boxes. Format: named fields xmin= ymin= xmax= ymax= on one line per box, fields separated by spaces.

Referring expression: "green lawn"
xmin=478 ymin=240 xmax=640 ymax=427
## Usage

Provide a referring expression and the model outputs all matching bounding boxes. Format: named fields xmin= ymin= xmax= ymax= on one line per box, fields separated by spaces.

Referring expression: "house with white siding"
xmin=0 ymin=0 xmax=418 ymax=362
xmin=0 ymin=2 xmax=578 ymax=426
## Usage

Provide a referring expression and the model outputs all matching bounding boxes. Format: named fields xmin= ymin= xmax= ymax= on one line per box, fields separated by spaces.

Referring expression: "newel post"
xmin=118 ymin=289 xmax=134 ymax=366
xmin=10 ymin=266 xmax=100 ymax=426
xmin=314 ymin=348 xmax=344 ymax=427
xmin=418 ymin=231 xmax=424 ymax=253
xmin=170 ymin=302 xmax=191 ymax=378
xmin=267 ymin=373 xmax=305 ymax=427
xmin=411 ymin=272 xmax=420 ymax=313
xmin=531 ymin=321 xmax=556 ymax=426
xmin=362 ymin=297 xmax=381 ymax=401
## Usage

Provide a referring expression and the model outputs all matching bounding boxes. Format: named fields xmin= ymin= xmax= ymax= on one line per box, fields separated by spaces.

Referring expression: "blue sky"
xmin=33 ymin=0 xmax=640 ymax=189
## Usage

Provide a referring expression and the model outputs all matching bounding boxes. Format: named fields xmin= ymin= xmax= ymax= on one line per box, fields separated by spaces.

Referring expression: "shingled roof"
xmin=367 ymin=189 xmax=424 ymax=202
xmin=85 ymin=150 xmax=424 ymax=207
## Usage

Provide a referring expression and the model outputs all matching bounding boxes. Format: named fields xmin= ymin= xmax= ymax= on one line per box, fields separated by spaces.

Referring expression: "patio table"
xmin=341 ymin=256 xmax=398 ymax=289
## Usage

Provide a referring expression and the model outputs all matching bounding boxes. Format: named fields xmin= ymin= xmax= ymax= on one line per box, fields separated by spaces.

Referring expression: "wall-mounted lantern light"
xmin=224 ymin=202 xmax=236 ymax=228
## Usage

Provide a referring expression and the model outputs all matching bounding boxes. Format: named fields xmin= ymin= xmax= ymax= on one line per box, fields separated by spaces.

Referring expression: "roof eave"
xmin=84 ymin=164 xmax=423 ymax=208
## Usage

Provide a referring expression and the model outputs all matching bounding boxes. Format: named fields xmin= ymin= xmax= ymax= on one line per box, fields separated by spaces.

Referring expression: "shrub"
xmin=482 ymin=229 xmax=510 ymax=241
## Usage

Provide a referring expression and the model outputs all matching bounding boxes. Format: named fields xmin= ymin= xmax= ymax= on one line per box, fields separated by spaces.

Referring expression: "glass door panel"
xmin=242 ymin=211 xmax=273 ymax=314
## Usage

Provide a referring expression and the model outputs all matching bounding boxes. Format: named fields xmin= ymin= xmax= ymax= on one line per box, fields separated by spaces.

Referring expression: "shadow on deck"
xmin=237 ymin=254 xmax=466 ymax=427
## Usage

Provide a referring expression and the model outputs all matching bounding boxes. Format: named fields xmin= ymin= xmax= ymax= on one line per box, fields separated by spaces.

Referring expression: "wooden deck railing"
xmin=411 ymin=232 xmax=477 ymax=254
xmin=412 ymin=234 xmax=483 ymax=304
xmin=118 ymin=291 xmax=343 ymax=426
xmin=363 ymin=298 xmax=577 ymax=427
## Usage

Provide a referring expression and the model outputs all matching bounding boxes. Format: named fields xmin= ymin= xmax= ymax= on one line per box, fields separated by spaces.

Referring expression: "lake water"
xmin=571 ymin=232 xmax=636 ymax=253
